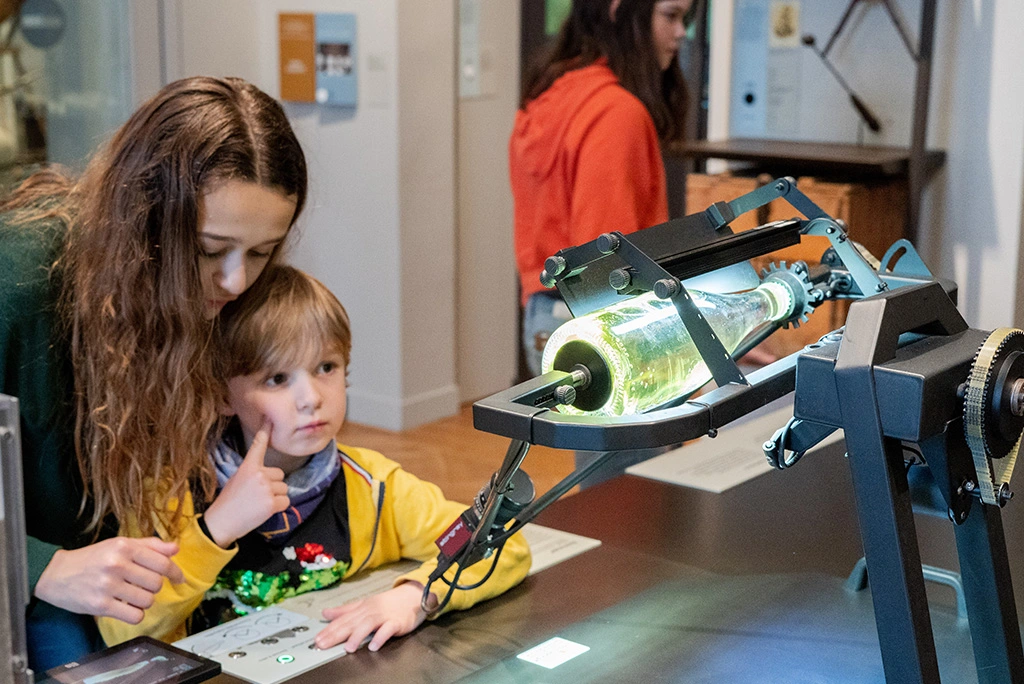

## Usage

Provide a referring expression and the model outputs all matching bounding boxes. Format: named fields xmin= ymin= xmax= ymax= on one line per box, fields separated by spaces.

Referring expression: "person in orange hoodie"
xmin=510 ymin=0 xmax=691 ymax=379
xmin=510 ymin=0 xmax=692 ymax=487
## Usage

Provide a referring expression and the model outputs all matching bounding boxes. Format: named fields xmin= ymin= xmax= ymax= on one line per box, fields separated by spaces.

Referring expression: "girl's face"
xmin=651 ymin=0 xmax=691 ymax=71
xmin=197 ymin=180 xmax=296 ymax=319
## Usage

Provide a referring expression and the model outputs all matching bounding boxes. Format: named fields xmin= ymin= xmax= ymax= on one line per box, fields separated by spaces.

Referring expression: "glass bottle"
xmin=541 ymin=282 xmax=794 ymax=417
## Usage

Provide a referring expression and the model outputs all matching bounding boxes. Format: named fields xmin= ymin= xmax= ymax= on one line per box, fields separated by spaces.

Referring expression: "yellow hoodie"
xmin=98 ymin=443 xmax=532 ymax=645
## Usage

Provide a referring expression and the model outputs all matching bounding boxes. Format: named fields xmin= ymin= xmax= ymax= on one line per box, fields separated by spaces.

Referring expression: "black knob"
xmin=596 ymin=233 xmax=620 ymax=254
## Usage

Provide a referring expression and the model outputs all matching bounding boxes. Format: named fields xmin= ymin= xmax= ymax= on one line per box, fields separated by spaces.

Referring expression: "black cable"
xmin=425 ymin=561 xmax=465 ymax=615
xmin=444 ymin=544 xmax=505 ymax=592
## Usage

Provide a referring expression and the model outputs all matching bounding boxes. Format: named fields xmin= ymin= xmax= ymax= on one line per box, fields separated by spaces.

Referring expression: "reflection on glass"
xmin=541 ymin=283 xmax=793 ymax=416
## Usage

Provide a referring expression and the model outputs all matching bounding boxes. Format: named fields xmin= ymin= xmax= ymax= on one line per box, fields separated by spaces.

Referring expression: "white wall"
xmin=156 ymin=0 xmax=459 ymax=430
xmin=396 ymin=0 xmax=460 ymax=425
xmin=709 ymin=0 xmax=1024 ymax=331
xmin=918 ymin=0 xmax=1024 ymax=330
xmin=456 ymin=1 xmax=521 ymax=402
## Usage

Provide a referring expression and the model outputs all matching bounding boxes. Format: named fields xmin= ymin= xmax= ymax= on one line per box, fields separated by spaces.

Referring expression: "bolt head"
xmin=554 ymin=384 xmax=577 ymax=406
xmin=596 ymin=233 xmax=621 ymax=254
xmin=609 ymin=268 xmax=632 ymax=291
xmin=544 ymin=255 xmax=567 ymax=277
xmin=653 ymin=278 xmax=679 ymax=299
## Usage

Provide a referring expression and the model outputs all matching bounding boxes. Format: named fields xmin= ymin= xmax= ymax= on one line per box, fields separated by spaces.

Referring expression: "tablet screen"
xmin=38 ymin=636 xmax=221 ymax=684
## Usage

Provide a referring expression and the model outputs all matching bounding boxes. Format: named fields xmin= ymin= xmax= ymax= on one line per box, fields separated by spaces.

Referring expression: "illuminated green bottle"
xmin=541 ymin=282 xmax=794 ymax=417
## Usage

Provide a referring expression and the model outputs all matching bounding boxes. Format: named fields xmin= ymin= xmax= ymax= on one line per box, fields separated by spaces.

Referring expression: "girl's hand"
xmin=203 ymin=422 xmax=289 ymax=548
xmin=34 ymin=537 xmax=184 ymax=622
xmin=314 ymin=583 xmax=434 ymax=652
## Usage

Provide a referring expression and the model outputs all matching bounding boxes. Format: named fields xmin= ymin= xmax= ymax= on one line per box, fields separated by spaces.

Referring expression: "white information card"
xmin=174 ymin=523 xmax=601 ymax=684
xmin=626 ymin=397 xmax=844 ymax=493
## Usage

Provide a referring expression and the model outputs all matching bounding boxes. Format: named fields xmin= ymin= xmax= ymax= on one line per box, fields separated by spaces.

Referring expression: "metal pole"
xmin=907 ymin=0 xmax=937 ymax=242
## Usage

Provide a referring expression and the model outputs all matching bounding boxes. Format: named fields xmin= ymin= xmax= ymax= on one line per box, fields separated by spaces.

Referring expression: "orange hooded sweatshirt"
xmin=509 ymin=60 xmax=668 ymax=305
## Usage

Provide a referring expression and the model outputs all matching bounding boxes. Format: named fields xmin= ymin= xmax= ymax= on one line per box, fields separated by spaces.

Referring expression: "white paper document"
xmin=174 ymin=524 xmax=600 ymax=684
xmin=520 ymin=522 xmax=602 ymax=574
xmin=626 ymin=397 xmax=844 ymax=493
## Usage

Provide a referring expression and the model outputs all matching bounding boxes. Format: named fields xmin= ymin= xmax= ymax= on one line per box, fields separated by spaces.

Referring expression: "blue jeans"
xmin=523 ymin=292 xmax=664 ymax=489
xmin=26 ymin=600 xmax=105 ymax=673
xmin=522 ymin=291 xmax=573 ymax=377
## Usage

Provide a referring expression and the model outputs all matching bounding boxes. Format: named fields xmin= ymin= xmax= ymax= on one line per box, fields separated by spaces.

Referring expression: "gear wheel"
xmin=761 ymin=261 xmax=815 ymax=329
xmin=963 ymin=327 xmax=1024 ymax=505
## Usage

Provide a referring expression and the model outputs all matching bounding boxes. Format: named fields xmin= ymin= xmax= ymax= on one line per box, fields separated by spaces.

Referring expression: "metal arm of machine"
xmin=427 ymin=178 xmax=941 ymax=619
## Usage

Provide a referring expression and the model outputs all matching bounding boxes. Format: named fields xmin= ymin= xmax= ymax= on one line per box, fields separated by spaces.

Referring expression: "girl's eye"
xmin=265 ymin=373 xmax=288 ymax=387
xmin=200 ymin=248 xmax=228 ymax=259
xmin=318 ymin=361 xmax=338 ymax=375
xmin=248 ymin=250 xmax=274 ymax=259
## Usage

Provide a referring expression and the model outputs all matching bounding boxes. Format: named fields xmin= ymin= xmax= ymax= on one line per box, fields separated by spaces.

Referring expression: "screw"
xmin=596 ymin=233 xmax=621 ymax=254
xmin=707 ymin=428 xmax=718 ymax=438
xmin=964 ymin=480 xmax=976 ymax=492
xmin=553 ymin=385 xmax=577 ymax=406
xmin=775 ymin=182 xmax=786 ymax=191
xmin=999 ymin=484 xmax=1014 ymax=506
xmin=654 ymin=278 xmax=680 ymax=299
xmin=544 ymin=255 xmax=567 ymax=277
xmin=875 ymin=283 xmax=887 ymax=292
xmin=827 ymin=226 xmax=836 ymax=234
xmin=609 ymin=268 xmax=632 ymax=291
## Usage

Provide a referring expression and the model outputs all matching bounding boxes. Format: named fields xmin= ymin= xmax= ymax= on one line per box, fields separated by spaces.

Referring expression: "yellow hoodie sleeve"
xmin=382 ymin=461 xmax=532 ymax=616
xmin=96 ymin=493 xmax=237 ymax=645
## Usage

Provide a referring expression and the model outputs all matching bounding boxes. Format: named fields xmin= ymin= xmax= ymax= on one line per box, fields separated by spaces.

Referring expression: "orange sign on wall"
xmin=279 ymin=13 xmax=315 ymax=102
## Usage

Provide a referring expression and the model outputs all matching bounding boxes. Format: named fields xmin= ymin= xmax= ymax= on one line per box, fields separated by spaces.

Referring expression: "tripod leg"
xmin=953 ymin=502 xmax=1024 ymax=684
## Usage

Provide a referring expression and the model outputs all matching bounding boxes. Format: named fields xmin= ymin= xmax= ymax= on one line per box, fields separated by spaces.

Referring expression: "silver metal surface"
xmin=1 ymin=395 xmax=32 ymax=684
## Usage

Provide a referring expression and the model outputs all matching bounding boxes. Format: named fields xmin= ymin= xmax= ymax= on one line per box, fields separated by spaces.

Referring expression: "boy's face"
xmin=224 ymin=350 xmax=348 ymax=463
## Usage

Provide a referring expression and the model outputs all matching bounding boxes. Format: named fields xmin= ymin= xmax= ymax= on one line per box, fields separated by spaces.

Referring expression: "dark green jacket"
xmin=0 ymin=215 xmax=87 ymax=594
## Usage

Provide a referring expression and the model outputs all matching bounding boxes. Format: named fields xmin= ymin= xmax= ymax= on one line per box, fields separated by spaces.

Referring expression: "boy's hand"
xmin=203 ymin=422 xmax=289 ymax=548
xmin=314 ymin=582 xmax=433 ymax=652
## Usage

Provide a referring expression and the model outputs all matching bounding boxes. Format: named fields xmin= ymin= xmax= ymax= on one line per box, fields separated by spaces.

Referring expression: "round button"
xmin=277 ymin=654 xmax=295 ymax=664
xmin=261 ymin=637 xmax=279 ymax=645
xmin=227 ymin=651 xmax=246 ymax=659
xmin=292 ymin=626 xmax=309 ymax=633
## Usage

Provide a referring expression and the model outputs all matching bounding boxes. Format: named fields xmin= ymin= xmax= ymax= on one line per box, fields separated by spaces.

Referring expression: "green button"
xmin=277 ymin=655 xmax=294 ymax=664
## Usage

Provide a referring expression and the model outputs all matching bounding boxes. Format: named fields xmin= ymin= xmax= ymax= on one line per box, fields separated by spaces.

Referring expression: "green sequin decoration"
xmin=214 ymin=561 xmax=350 ymax=609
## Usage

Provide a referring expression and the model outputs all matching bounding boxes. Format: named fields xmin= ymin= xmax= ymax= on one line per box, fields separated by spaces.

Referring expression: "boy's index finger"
xmin=244 ymin=420 xmax=272 ymax=467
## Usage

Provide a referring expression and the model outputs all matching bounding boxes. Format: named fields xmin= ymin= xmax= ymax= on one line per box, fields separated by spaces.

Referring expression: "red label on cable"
xmin=436 ymin=516 xmax=472 ymax=558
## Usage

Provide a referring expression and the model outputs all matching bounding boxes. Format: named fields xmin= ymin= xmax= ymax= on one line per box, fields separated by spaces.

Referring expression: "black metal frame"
xmin=448 ymin=177 xmax=1024 ymax=682
xmin=791 ymin=282 xmax=1024 ymax=683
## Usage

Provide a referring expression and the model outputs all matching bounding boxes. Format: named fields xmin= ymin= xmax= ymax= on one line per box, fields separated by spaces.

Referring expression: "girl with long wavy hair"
xmin=0 ymin=75 xmax=307 ymax=671
xmin=511 ymin=0 xmax=691 ymax=378
xmin=510 ymin=0 xmax=691 ymax=484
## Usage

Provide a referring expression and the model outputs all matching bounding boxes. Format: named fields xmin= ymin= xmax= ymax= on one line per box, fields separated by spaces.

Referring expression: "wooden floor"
xmin=338 ymin=403 xmax=576 ymax=505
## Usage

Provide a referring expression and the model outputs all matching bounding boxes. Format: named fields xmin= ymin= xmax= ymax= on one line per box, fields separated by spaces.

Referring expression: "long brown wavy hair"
xmin=522 ymin=0 xmax=689 ymax=143
xmin=1 ymin=76 xmax=307 ymax=536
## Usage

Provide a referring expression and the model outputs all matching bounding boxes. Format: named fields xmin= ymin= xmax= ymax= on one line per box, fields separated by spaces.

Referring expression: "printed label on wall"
xmin=279 ymin=13 xmax=315 ymax=102
xmin=314 ymin=13 xmax=357 ymax=106
xmin=279 ymin=12 xmax=357 ymax=107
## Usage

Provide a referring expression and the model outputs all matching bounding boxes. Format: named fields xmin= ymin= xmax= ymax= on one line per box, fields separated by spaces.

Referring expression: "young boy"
xmin=98 ymin=265 xmax=531 ymax=652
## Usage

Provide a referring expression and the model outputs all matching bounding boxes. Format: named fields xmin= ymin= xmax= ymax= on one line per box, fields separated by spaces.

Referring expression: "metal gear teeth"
xmin=963 ymin=327 xmax=1024 ymax=506
xmin=761 ymin=261 xmax=815 ymax=329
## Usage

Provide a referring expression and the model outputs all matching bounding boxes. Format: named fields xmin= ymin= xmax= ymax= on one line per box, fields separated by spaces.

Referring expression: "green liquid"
xmin=541 ymin=283 xmax=792 ymax=416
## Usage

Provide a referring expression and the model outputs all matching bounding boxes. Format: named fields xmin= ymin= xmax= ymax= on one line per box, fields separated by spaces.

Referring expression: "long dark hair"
xmin=522 ymin=0 xmax=687 ymax=143
xmin=2 ymin=76 xmax=308 ymax=536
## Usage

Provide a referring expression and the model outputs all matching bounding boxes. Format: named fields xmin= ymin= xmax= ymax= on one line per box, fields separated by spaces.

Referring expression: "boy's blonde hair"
xmin=219 ymin=265 xmax=351 ymax=379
